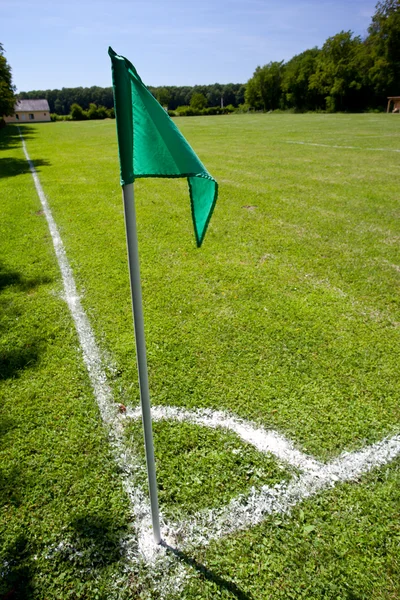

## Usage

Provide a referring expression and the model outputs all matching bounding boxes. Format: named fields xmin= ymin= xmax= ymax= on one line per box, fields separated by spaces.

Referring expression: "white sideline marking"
xmin=20 ymin=131 xmax=400 ymax=593
xmin=285 ymin=140 xmax=400 ymax=153
xmin=19 ymin=130 xmax=156 ymax=560
xmin=20 ymin=134 xmax=116 ymax=429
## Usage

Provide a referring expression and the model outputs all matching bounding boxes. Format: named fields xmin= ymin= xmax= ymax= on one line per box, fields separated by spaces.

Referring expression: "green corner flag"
xmin=109 ymin=47 xmax=218 ymax=247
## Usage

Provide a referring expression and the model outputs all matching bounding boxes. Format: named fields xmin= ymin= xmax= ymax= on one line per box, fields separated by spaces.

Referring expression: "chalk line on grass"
xmin=285 ymin=140 xmax=400 ymax=153
xmin=126 ymin=405 xmax=400 ymax=549
xmin=19 ymin=130 xmax=157 ymax=562
xmin=20 ymin=131 xmax=400 ymax=594
xmin=126 ymin=405 xmax=323 ymax=474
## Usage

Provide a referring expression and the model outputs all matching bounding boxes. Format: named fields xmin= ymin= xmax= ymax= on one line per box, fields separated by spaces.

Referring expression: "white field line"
xmin=19 ymin=131 xmax=156 ymax=559
xmin=285 ymin=140 xmax=400 ymax=153
xmin=170 ymin=432 xmax=400 ymax=547
xmin=126 ymin=405 xmax=323 ymax=473
xmin=126 ymin=405 xmax=400 ymax=550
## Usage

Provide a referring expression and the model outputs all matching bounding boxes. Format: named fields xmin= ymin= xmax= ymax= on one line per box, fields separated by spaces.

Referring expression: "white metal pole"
xmin=122 ymin=182 xmax=161 ymax=544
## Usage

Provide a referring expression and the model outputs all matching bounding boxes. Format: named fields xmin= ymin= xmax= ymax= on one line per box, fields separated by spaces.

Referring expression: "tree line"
xmin=246 ymin=0 xmax=400 ymax=112
xmin=17 ymin=83 xmax=246 ymax=116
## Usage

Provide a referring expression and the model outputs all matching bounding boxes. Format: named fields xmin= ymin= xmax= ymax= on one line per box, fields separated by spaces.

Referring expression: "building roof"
xmin=15 ymin=99 xmax=50 ymax=112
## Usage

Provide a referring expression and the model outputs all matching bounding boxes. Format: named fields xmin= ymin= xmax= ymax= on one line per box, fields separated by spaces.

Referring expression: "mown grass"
xmin=0 ymin=125 xmax=130 ymax=599
xmin=1 ymin=114 xmax=399 ymax=599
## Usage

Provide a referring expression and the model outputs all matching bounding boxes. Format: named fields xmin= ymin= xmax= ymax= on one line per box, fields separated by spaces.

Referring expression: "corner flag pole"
xmin=109 ymin=48 xmax=217 ymax=546
xmin=122 ymin=182 xmax=161 ymax=545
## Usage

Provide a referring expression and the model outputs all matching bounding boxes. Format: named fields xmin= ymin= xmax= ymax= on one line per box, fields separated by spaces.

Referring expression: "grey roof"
xmin=15 ymin=99 xmax=50 ymax=112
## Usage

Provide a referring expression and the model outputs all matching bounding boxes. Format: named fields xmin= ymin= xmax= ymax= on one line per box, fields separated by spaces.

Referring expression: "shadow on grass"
xmin=0 ymin=465 xmax=22 ymax=509
xmin=0 ymin=344 xmax=40 ymax=381
xmin=0 ymin=263 xmax=52 ymax=294
xmin=45 ymin=514 xmax=123 ymax=579
xmin=0 ymin=157 xmax=50 ymax=180
xmin=0 ymin=534 xmax=33 ymax=600
xmin=0 ymin=124 xmax=36 ymax=151
xmin=0 ymin=415 xmax=14 ymax=440
xmin=0 ymin=515 xmax=126 ymax=599
xmin=0 ymin=263 xmax=52 ymax=380
xmin=71 ymin=514 xmax=121 ymax=568
xmin=0 ymin=124 xmax=50 ymax=179
xmin=162 ymin=541 xmax=254 ymax=600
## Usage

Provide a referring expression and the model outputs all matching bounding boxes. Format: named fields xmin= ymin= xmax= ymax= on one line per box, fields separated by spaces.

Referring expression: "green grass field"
xmin=1 ymin=114 xmax=399 ymax=599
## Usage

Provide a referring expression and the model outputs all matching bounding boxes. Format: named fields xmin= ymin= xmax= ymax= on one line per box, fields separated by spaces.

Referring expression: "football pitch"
xmin=1 ymin=114 xmax=399 ymax=599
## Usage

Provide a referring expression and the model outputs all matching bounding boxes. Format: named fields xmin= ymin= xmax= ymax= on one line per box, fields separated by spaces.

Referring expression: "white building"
xmin=4 ymin=99 xmax=51 ymax=123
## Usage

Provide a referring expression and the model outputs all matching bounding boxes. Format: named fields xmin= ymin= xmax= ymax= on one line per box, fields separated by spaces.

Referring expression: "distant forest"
xmin=18 ymin=83 xmax=245 ymax=115
xmin=19 ymin=0 xmax=400 ymax=114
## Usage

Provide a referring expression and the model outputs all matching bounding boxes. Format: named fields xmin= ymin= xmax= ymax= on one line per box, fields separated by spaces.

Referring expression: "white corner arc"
xmin=126 ymin=405 xmax=400 ymax=549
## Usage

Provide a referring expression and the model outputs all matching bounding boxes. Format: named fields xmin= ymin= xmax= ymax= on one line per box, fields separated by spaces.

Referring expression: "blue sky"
xmin=3 ymin=0 xmax=376 ymax=92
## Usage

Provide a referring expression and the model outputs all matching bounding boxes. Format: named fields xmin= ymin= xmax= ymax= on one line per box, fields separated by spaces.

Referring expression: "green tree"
xmin=235 ymin=84 xmax=246 ymax=106
xmin=222 ymin=84 xmax=236 ymax=106
xmin=96 ymin=105 xmax=108 ymax=119
xmin=206 ymin=84 xmax=223 ymax=107
xmin=156 ymin=87 xmax=171 ymax=108
xmin=70 ymin=103 xmax=87 ymax=120
xmin=54 ymin=98 xmax=65 ymax=114
xmin=86 ymin=103 xmax=108 ymax=119
xmin=366 ymin=0 xmax=400 ymax=102
xmin=190 ymin=92 xmax=207 ymax=110
xmin=245 ymin=74 xmax=262 ymax=110
xmin=245 ymin=62 xmax=284 ymax=111
xmin=0 ymin=43 xmax=16 ymax=119
xmin=282 ymin=48 xmax=322 ymax=110
xmin=87 ymin=102 xmax=99 ymax=119
xmin=309 ymin=31 xmax=364 ymax=111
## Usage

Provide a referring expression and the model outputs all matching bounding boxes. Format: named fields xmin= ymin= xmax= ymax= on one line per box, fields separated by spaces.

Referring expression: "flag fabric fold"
xmin=109 ymin=47 xmax=218 ymax=247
